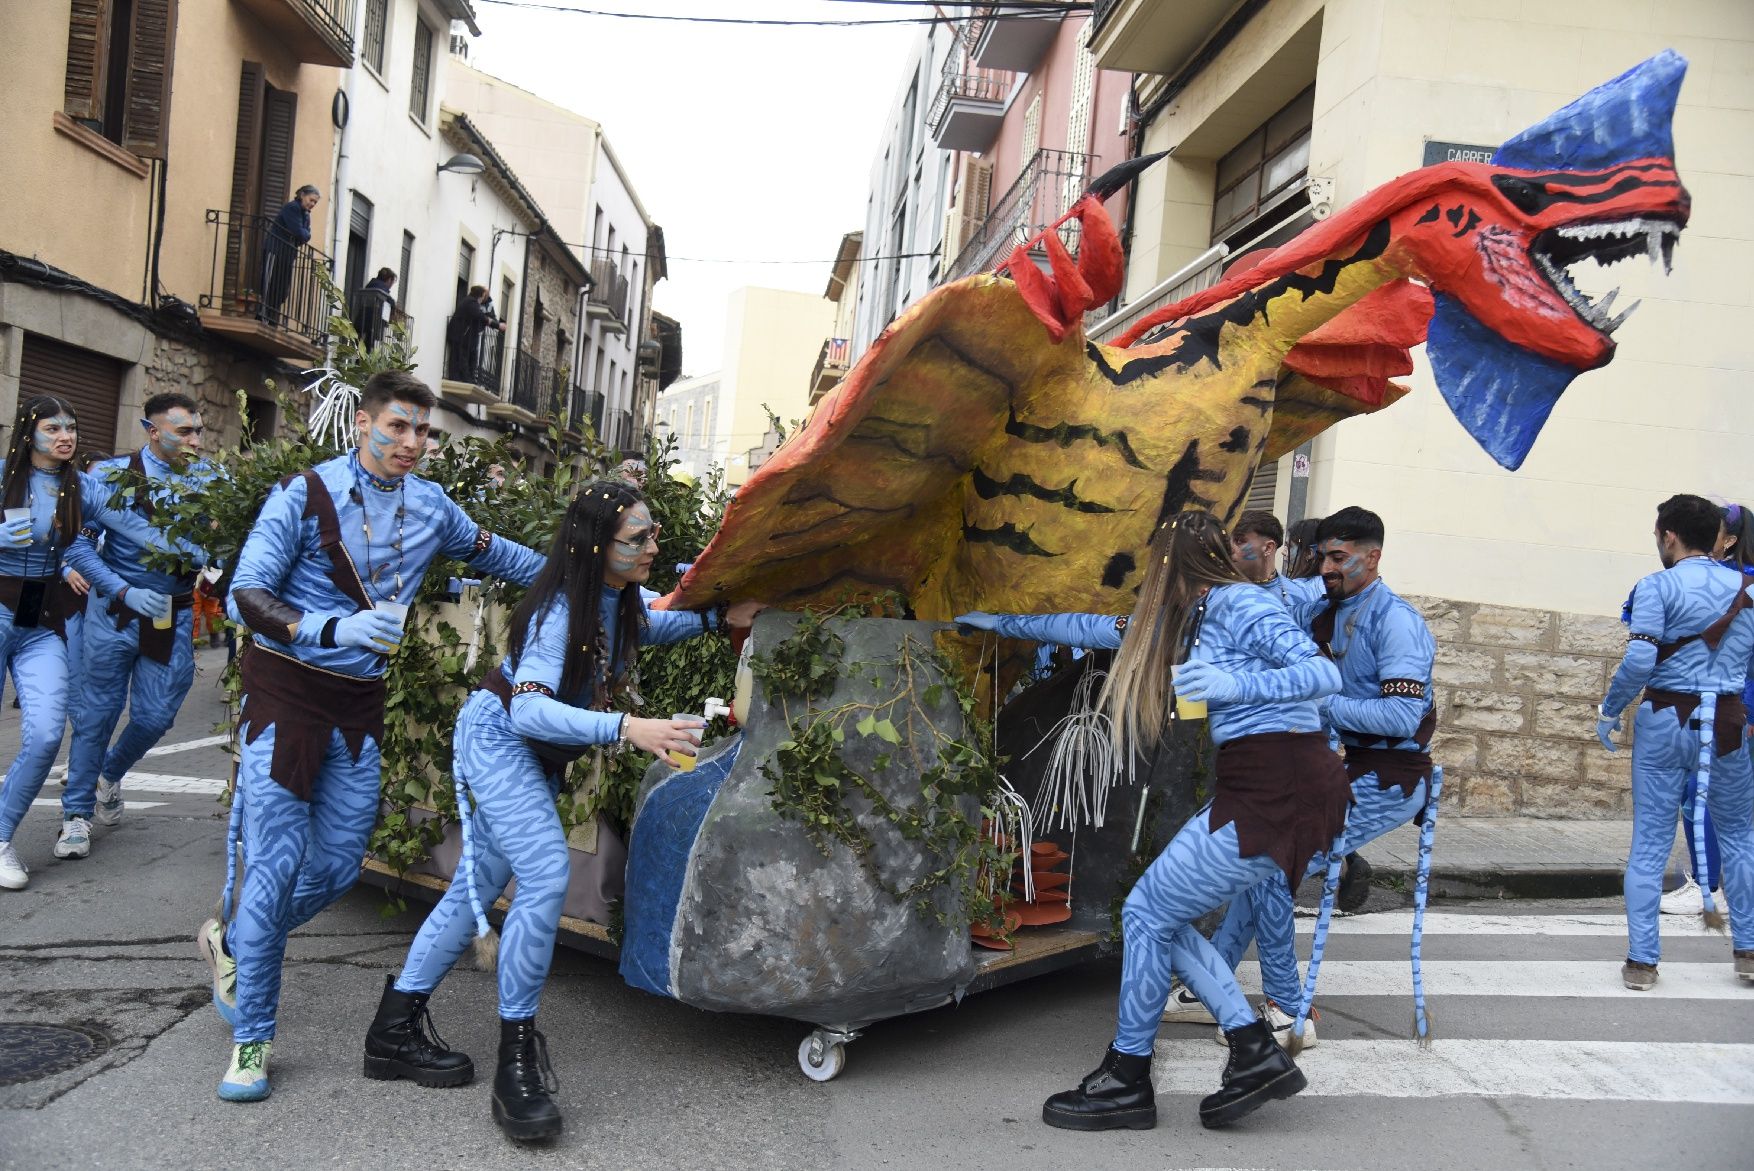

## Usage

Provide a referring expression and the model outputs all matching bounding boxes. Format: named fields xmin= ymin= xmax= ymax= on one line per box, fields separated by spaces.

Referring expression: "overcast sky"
xmin=468 ymin=1 xmax=922 ymax=372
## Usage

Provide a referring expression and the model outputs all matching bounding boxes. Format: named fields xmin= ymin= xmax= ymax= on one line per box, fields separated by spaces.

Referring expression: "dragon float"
xmin=669 ymin=52 xmax=1689 ymax=631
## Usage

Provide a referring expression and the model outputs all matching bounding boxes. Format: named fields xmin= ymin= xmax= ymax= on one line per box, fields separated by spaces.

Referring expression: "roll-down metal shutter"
xmin=17 ymin=334 xmax=128 ymax=459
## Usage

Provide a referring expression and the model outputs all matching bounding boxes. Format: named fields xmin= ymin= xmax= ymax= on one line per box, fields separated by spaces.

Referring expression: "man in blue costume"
xmin=60 ymin=393 xmax=215 ymax=848
xmin=1596 ymin=494 xmax=1754 ymax=990
xmin=1166 ymin=507 xmax=1436 ymax=1047
xmin=199 ymin=370 xmax=546 ymax=1103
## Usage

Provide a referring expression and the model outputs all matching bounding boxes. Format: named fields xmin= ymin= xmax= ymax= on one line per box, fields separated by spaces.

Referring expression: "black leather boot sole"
xmin=1337 ymin=853 xmax=1373 ymax=913
xmin=493 ymin=1092 xmax=563 ymax=1141
xmin=1198 ymin=1064 xmax=1306 ymax=1128
xmin=1041 ymin=1099 xmax=1157 ymax=1131
xmin=363 ymin=1051 xmax=474 ymax=1088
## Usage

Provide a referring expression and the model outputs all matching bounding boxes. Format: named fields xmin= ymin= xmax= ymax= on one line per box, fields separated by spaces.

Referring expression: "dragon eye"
xmin=1492 ymin=174 xmax=1547 ymax=214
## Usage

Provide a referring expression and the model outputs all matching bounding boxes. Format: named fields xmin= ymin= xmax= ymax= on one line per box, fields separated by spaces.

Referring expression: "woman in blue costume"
xmin=0 ymin=396 xmax=178 ymax=889
xmin=363 ymin=479 xmax=762 ymax=1142
xmin=966 ymin=512 xmax=1345 ymax=1131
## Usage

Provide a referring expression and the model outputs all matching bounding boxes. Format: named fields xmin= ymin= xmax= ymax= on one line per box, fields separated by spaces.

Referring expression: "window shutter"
xmin=18 ymin=334 xmax=127 ymax=460
xmin=225 ymin=62 xmax=265 ymax=304
xmin=121 ymin=0 xmax=177 ymax=158
xmin=64 ymin=0 xmax=110 ymax=123
xmin=260 ymin=88 xmax=299 ymax=219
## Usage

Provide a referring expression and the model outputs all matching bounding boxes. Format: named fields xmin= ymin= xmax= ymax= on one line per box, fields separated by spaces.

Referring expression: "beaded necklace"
xmin=351 ymin=452 xmax=405 ymax=601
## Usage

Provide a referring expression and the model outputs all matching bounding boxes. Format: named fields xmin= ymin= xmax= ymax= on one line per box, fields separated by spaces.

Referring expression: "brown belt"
xmin=1643 ymin=687 xmax=1748 ymax=758
xmin=104 ymin=586 xmax=197 ymax=665
xmin=0 ymin=574 xmax=80 ymax=643
xmin=1209 ymin=731 xmax=1353 ymax=892
xmin=478 ymin=664 xmax=593 ymax=779
xmin=239 ymin=645 xmax=386 ymax=801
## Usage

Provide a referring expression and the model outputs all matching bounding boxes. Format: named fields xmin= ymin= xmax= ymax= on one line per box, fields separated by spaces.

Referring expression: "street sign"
xmin=1423 ymin=139 xmax=1497 ymax=166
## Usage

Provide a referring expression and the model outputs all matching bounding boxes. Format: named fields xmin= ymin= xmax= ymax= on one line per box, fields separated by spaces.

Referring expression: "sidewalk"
xmin=1368 ymin=816 xmax=1688 ymax=899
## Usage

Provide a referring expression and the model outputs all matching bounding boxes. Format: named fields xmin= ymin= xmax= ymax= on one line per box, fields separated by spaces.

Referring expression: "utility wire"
xmin=506 ymin=226 xmax=945 ymax=266
xmin=475 ymin=0 xmax=1090 ymax=27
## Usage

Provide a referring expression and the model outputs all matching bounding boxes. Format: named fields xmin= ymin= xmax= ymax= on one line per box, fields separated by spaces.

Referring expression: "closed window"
xmin=362 ymin=0 xmax=389 ymax=75
xmin=456 ymin=238 xmax=474 ymax=301
xmin=409 ymin=20 xmax=433 ymax=122
xmin=398 ymin=231 xmax=415 ymax=308
xmin=63 ymin=0 xmax=177 ymax=157
xmin=1211 ymin=85 xmax=1314 ymax=244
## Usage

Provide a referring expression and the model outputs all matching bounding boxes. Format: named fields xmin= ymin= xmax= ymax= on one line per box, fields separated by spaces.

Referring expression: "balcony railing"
xmin=443 ymin=317 xmax=505 ymax=393
xmin=926 ymin=71 xmax=1011 ymax=151
xmin=1092 ymin=0 xmax=1118 ymax=35
xmin=945 ymin=147 xmax=1096 ymax=283
xmin=496 ymin=349 xmax=553 ymax=423
xmin=586 ymin=258 xmax=630 ymax=332
xmin=567 ymin=385 xmax=600 ymax=437
xmin=348 ymin=287 xmax=411 ymax=351
xmin=233 ymin=0 xmax=357 ymax=67
xmin=809 ymin=337 xmax=852 ymax=404
xmin=601 ymin=408 xmax=633 ymax=451
xmin=198 ymin=209 xmax=331 ymax=361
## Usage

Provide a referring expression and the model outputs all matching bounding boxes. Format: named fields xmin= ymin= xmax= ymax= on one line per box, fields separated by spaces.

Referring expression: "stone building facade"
xmin=1410 ymin=595 xmax=1634 ymax=819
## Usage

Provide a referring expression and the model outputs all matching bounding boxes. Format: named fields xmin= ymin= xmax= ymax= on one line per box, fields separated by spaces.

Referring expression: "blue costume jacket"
xmin=1604 ymin=557 xmax=1754 ymax=713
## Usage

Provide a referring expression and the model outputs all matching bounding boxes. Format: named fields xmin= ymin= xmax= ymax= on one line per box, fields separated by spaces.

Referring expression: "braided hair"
xmin=2 ymin=395 xmax=83 ymax=548
xmin=507 ymin=479 xmax=649 ymax=702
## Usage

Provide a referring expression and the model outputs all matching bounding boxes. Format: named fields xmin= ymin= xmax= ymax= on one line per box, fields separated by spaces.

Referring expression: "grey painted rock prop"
xmin=620 ymin=611 xmax=979 ymax=1028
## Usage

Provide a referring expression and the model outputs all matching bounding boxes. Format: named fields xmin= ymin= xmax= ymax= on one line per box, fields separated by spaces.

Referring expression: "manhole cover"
xmin=0 ymin=1023 xmax=111 ymax=1086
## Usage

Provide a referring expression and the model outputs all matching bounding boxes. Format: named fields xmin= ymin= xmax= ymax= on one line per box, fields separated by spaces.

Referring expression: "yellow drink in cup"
xmin=1171 ymin=664 xmax=1208 ymax=721
xmin=153 ymin=608 xmax=173 ymax=631
xmin=667 ymin=699 xmax=729 ymax=770
xmin=376 ymin=601 xmax=409 ymax=653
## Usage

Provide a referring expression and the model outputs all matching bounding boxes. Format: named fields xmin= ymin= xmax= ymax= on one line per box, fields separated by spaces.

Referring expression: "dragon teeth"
xmin=1607 ymin=298 xmax=1641 ymax=332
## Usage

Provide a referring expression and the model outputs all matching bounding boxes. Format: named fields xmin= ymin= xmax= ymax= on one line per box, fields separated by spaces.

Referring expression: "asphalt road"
xmin=2 ymin=647 xmax=1751 ymax=1170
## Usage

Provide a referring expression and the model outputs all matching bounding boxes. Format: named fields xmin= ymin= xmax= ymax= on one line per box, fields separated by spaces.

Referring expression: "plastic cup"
xmin=153 ymin=608 xmax=173 ymax=631
xmin=376 ymin=601 xmax=409 ymax=652
xmin=4 ymin=507 xmax=29 ymax=541
xmin=666 ymin=715 xmax=706 ymax=771
xmin=1171 ymin=664 xmax=1208 ymax=721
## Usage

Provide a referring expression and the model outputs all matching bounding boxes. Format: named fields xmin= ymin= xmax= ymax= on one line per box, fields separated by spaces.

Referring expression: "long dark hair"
xmin=2 ymin=395 xmax=83 ymax=548
xmin=1099 ymin=511 xmax=1250 ymax=759
xmin=507 ymin=479 xmax=649 ymax=701
xmin=1284 ymin=517 xmax=1322 ymax=578
xmin=1721 ymin=502 xmax=1754 ymax=571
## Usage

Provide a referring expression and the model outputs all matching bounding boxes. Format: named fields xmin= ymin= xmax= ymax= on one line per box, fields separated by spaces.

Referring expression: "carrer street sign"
xmin=1423 ymin=140 xmax=1497 ymax=166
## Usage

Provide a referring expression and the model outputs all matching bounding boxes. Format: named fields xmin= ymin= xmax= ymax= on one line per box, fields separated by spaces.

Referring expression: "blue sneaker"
xmin=197 ymin=918 xmax=237 ymax=1026
xmin=218 ymin=1041 xmax=271 ymax=1102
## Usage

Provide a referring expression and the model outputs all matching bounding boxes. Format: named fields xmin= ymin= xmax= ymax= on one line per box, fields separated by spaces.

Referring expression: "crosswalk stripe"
xmin=31 ymin=799 xmax=167 ymax=810
xmin=1226 ymin=960 xmax=1745 ymax=999
xmin=1152 ymin=1039 xmax=1754 ymax=1103
xmin=142 ymin=733 xmax=231 ymax=757
xmin=1298 ymin=911 xmax=1721 ymax=938
xmin=42 ymin=773 xmax=227 ymax=796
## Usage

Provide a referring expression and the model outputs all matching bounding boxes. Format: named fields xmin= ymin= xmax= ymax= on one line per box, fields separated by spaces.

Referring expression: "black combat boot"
xmin=1337 ymin=852 xmax=1374 ymax=913
xmin=1041 ymin=1046 xmax=1156 ymax=1131
xmin=362 ymin=975 xmax=474 ymax=1087
xmin=1199 ymin=1016 xmax=1306 ymax=1128
xmin=491 ymin=1017 xmax=562 ymax=1141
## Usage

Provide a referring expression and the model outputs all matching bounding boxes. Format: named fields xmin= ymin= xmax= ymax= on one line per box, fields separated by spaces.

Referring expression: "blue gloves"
xmin=122 ymin=587 xmax=172 ymax=622
xmin=334 ymin=609 xmax=406 ymax=654
xmin=1173 ymin=660 xmax=1242 ymax=705
xmin=954 ymin=611 xmax=999 ymax=634
xmin=4 ymin=516 xmax=32 ymax=547
xmin=1596 ymin=705 xmax=1622 ymax=753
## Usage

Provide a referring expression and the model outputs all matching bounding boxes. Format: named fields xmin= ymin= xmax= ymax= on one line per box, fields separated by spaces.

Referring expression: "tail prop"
xmin=1292 ymin=845 xmax=1347 ymax=1056
xmin=454 ymin=775 xmax=498 ymax=969
xmin=219 ymin=782 xmax=246 ymax=925
xmin=1693 ymin=696 xmax=1727 ymax=932
xmin=1411 ymin=766 xmax=1445 ymax=1046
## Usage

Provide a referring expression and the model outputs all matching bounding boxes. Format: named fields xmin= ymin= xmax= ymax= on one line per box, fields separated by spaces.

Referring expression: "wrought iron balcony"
xmin=586 ymin=258 xmax=630 ymax=334
xmin=489 ymin=349 xmax=552 ymax=425
xmin=809 ymin=337 xmax=852 ymax=404
xmin=232 ymin=0 xmax=357 ymax=67
xmin=945 ymin=147 xmax=1096 ymax=283
xmin=198 ymin=209 xmax=331 ymax=362
xmin=347 ymin=287 xmax=411 ymax=352
xmin=927 ymin=70 xmax=1011 ymax=152
xmin=440 ymin=317 xmax=505 ymax=405
xmin=565 ymin=384 xmax=599 ymax=438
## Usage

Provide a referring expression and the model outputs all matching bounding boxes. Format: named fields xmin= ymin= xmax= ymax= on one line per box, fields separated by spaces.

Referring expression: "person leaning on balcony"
xmin=446 ymin=286 xmax=505 ymax=382
xmin=261 ymin=185 xmax=319 ymax=326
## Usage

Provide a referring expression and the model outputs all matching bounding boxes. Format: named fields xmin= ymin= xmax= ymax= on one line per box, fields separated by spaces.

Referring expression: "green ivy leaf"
xmin=874 ymin=718 xmax=900 ymax=744
xmin=855 ymin=714 xmax=877 ymax=737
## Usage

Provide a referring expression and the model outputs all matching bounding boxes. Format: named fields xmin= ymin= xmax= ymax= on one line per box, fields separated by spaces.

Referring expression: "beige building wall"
xmin=1121 ymin=0 xmax=1754 ymax=618
xmin=719 ymin=287 xmax=837 ymax=487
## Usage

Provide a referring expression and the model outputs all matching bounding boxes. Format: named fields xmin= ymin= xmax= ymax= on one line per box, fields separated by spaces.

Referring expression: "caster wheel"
xmin=798 ymin=1034 xmax=846 ymax=1082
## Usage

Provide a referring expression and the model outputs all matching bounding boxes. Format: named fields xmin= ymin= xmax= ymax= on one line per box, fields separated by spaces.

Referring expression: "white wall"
xmin=584 ymin=139 xmax=651 ymax=429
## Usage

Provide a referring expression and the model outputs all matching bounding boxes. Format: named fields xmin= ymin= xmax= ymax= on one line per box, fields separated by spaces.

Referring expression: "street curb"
xmin=1376 ymin=864 xmax=1624 ymax=901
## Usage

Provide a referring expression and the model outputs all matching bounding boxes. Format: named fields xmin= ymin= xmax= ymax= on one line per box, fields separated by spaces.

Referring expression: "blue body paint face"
xmin=32 ymin=415 xmax=78 ymax=465
xmin=146 ymin=408 xmax=203 ymax=464
xmin=1229 ymin=532 xmax=1276 ymax=581
xmin=355 ymin=397 xmax=433 ymax=480
xmin=1318 ymin=539 xmax=1380 ymax=600
xmin=606 ymin=504 xmax=656 ymax=583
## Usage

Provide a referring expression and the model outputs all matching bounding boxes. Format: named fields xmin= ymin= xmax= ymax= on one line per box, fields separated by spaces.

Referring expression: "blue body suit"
xmin=62 ymin=448 xmax=215 ymax=819
xmin=980 ymin=585 xmax=1341 ymax=1053
xmin=1211 ymin=575 xmax=1437 ymax=1009
xmin=394 ymin=588 xmax=714 ymax=1019
xmin=1601 ymin=556 xmax=1754 ymax=963
xmin=0 ymin=470 xmax=161 ymax=845
xmin=220 ymin=452 xmax=543 ymax=1044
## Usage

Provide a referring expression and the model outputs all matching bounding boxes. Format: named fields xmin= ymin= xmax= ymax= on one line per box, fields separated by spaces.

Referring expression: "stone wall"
xmin=142 ymin=332 xmax=287 ymax=450
xmin=1406 ymin=595 xmax=1631 ymax=818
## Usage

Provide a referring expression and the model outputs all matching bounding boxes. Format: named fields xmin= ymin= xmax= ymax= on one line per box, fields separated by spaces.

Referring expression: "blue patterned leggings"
xmin=228 ymin=722 xmax=382 ymax=1043
xmin=395 ymin=692 xmax=570 ymax=1020
xmin=1627 ymin=702 xmax=1754 ymax=963
xmin=1114 ymin=806 xmax=1282 ymax=1056
xmin=63 ymin=604 xmax=197 ymax=817
xmin=1212 ymin=774 xmax=1427 ymax=1007
xmin=0 ymin=612 xmax=76 ymax=843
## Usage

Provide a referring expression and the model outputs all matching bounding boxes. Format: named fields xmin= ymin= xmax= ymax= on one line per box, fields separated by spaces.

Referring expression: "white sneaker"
xmin=0 ymin=840 xmax=26 ymax=890
xmin=1660 ymin=876 xmax=1703 ymax=915
xmin=1214 ymin=1001 xmax=1320 ymax=1050
xmin=197 ymin=918 xmax=238 ymax=1026
xmin=1160 ymin=980 xmax=1217 ymax=1025
xmin=53 ymin=817 xmax=92 ymax=860
xmin=94 ymin=779 xmax=124 ymax=827
xmin=217 ymin=1041 xmax=272 ymax=1102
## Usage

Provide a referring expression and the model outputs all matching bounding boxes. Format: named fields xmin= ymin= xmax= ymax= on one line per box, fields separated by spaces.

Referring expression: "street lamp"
xmin=437 ymin=152 xmax=486 ymax=177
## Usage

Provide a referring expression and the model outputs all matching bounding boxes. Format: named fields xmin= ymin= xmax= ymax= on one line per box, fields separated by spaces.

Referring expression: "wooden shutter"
xmin=64 ymin=0 xmax=110 ymax=122
xmin=260 ymin=88 xmax=298 ymax=219
xmin=121 ymin=0 xmax=177 ymax=158
xmin=17 ymin=334 xmax=127 ymax=460
xmin=225 ymin=62 xmax=265 ymax=304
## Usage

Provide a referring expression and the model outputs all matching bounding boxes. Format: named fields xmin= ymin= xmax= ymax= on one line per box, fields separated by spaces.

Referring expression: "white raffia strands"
xmin=987 ymin=774 xmax=1034 ymax=903
xmin=304 ymin=368 xmax=363 ymax=451
xmin=1028 ymin=668 xmax=1134 ymax=834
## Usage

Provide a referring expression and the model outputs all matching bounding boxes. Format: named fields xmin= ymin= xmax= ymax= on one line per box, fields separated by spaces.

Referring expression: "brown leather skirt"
xmin=239 ymin=645 xmax=386 ymax=801
xmin=1208 ymin=731 xmax=1352 ymax=891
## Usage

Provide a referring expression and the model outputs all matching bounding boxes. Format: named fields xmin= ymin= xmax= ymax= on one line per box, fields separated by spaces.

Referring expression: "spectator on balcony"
xmin=261 ymin=186 xmax=319 ymax=327
xmin=352 ymin=269 xmax=397 ymax=349
xmin=446 ymin=286 xmax=505 ymax=383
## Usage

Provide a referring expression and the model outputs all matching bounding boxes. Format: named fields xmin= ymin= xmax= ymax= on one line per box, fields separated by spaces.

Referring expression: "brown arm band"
xmin=232 ymin=587 xmax=302 ymax=643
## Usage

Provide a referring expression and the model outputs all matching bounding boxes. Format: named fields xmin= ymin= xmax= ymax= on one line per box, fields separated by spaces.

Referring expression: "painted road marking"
xmin=1225 ymin=960 xmax=1745 ymax=999
xmin=1297 ymin=911 xmax=1719 ymax=938
xmin=1153 ymin=1039 xmax=1754 ymax=1103
xmin=143 ymin=734 xmax=231 ymax=757
xmin=42 ymin=772 xmax=227 ymax=796
xmin=32 ymin=799 xmax=166 ymax=810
